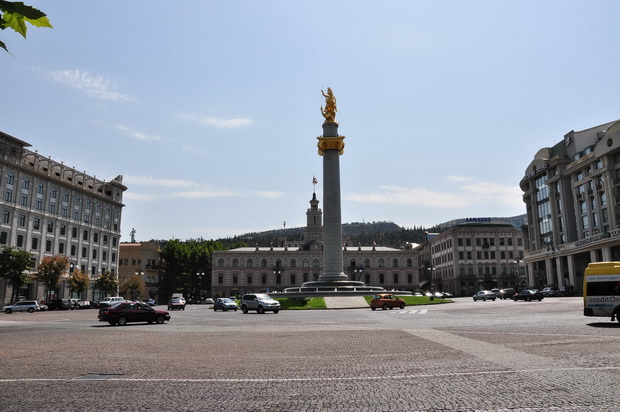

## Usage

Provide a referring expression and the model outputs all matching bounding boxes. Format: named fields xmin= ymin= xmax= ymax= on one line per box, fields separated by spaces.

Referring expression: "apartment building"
xmin=0 ymin=131 xmax=126 ymax=304
xmin=118 ymin=240 xmax=162 ymax=302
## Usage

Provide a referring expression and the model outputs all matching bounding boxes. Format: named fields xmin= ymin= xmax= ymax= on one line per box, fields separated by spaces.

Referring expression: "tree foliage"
xmin=121 ymin=273 xmax=143 ymax=301
xmin=34 ymin=255 xmax=69 ymax=300
xmin=95 ymin=271 xmax=118 ymax=298
xmin=159 ymin=239 xmax=225 ymax=300
xmin=69 ymin=269 xmax=90 ymax=298
xmin=0 ymin=246 xmax=34 ymax=303
xmin=0 ymin=1 xmax=52 ymax=53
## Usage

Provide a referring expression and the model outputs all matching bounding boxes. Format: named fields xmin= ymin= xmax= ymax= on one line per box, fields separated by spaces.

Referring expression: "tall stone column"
xmin=317 ymin=122 xmax=348 ymax=282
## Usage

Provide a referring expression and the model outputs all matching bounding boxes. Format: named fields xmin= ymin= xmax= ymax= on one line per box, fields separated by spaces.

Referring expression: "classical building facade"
xmin=118 ymin=240 xmax=162 ymax=302
xmin=211 ymin=193 xmax=419 ymax=297
xmin=417 ymin=222 xmax=525 ymax=297
xmin=520 ymin=119 xmax=620 ymax=293
xmin=0 ymin=131 xmax=126 ymax=304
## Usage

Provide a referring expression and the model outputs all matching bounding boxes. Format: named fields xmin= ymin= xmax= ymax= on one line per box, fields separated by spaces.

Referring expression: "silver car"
xmin=3 ymin=300 xmax=47 ymax=314
xmin=472 ymin=290 xmax=497 ymax=301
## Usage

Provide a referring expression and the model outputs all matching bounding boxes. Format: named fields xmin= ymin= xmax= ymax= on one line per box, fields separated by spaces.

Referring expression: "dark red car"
xmin=98 ymin=301 xmax=171 ymax=326
xmin=370 ymin=294 xmax=406 ymax=310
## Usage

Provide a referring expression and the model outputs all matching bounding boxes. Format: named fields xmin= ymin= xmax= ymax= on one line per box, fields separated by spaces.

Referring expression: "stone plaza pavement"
xmin=0 ymin=297 xmax=618 ymax=411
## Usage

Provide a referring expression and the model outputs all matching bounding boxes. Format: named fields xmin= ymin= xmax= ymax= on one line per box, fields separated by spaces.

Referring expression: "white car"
xmin=3 ymin=300 xmax=47 ymax=314
xmin=473 ymin=290 xmax=497 ymax=301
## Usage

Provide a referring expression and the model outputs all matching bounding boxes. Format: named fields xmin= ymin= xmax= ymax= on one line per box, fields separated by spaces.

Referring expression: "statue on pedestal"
xmin=321 ymin=87 xmax=337 ymax=123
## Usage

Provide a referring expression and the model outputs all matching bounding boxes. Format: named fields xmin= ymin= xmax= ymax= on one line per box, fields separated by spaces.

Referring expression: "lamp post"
xmin=196 ymin=272 xmax=204 ymax=302
xmin=352 ymin=265 xmax=364 ymax=281
xmin=513 ymin=258 xmax=522 ymax=290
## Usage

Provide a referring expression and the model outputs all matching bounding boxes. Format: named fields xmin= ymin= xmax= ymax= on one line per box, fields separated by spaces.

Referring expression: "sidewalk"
xmin=323 ymin=296 xmax=369 ymax=309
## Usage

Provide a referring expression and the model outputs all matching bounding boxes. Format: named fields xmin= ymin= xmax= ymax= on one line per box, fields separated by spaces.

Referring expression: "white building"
xmin=0 ymin=131 xmax=126 ymax=303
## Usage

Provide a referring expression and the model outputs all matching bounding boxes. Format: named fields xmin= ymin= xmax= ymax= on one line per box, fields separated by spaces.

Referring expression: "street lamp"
xmin=352 ymin=265 xmax=364 ymax=281
xmin=513 ymin=258 xmax=522 ymax=290
xmin=196 ymin=272 xmax=204 ymax=302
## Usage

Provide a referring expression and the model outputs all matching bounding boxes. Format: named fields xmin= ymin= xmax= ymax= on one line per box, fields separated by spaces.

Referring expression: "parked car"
xmin=512 ymin=289 xmax=544 ymax=301
xmin=240 ymin=293 xmax=280 ymax=314
xmin=98 ymin=301 xmax=171 ymax=326
xmin=168 ymin=298 xmax=186 ymax=310
xmin=76 ymin=300 xmax=94 ymax=309
xmin=204 ymin=298 xmax=215 ymax=305
xmin=499 ymin=288 xmax=516 ymax=300
xmin=46 ymin=299 xmax=72 ymax=311
xmin=541 ymin=287 xmax=561 ymax=297
xmin=3 ymin=300 xmax=47 ymax=314
xmin=98 ymin=297 xmax=125 ymax=309
xmin=473 ymin=290 xmax=497 ymax=301
xmin=490 ymin=289 xmax=501 ymax=297
xmin=370 ymin=294 xmax=405 ymax=310
xmin=146 ymin=299 xmax=156 ymax=307
xmin=213 ymin=298 xmax=238 ymax=311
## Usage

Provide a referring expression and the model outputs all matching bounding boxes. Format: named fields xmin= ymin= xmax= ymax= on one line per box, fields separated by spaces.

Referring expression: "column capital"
xmin=317 ymin=135 xmax=345 ymax=156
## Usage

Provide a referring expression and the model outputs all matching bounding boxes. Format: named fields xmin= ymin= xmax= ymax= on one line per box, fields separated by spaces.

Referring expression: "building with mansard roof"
xmin=211 ymin=192 xmax=419 ymax=297
xmin=0 ymin=131 xmax=126 ymax=304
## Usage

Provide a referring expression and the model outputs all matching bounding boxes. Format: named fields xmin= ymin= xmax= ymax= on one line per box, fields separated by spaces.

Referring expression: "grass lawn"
xmin=363 ymin=295 xmax=452 ymax=306
xmin=276 ymin=297 xmax=327 ymax=309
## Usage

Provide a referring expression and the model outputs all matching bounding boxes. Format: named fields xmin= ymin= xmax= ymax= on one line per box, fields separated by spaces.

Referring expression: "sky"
xmin=3 ymin=1 xmax=620 ymax=242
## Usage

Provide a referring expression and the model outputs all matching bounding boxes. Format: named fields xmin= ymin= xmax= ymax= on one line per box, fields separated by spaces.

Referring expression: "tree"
xmin=0 ymin=1 xmax=52 ymax=54
xmin=0 ymin=246 xmax=34 ymax=303
xmin=34 ymin=255 xmax=69 ymax=301
xmin=95 ymin=271 xmax=118 ymax=298
xmin=69 ymin=269 xmax=90 ymax=299
xmin=121 ymin=273 xmax=143 ymax=301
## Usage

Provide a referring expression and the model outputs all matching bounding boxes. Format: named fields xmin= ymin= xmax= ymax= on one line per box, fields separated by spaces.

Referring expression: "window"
xmin=313 ymin=259 xmax=320 ymax=268
xmin=18 ymin=214 xmax=25 ymax=227
xmin=47 ymin=221 xmax=53 ymax=233
xmin=218 ymin=274 xmax=223 ymax=284
xmin=83 ymin=230 xmax=88 ymax=241
xmin=92 ymin=249 xmax=97 ymax=259
xmin=45 ymin=240 xmax=52 ymax=252
xmin=232 ymin=274 xmax=238 ymax=284
xmin=247 ymin=274 xmax=252 ymax=284
xmin=378 ymin=259 xmax=385 ymax=268
xmin=31 ymin=237 xmax=38 ymax=250
xmin=60 ymin=225 xmax=66 ymax=236
xmin=37 ymin=183 xmax=43 ymax=194
xmin=261 ymin=259 xmax=268 ymax=268
xmin=33 ymin=218 xmax=40 ymax=230
xmin=16 ymin=234 xmax=23 ymax=247
xmin=290 ymin=274 xmax=296 ymax=284
xmin=4 ymin=189 xmax=13 ymax=202
xmin=218 ymin=259 xmax=224 ymax=267
xmin=20 ymin=194 xmax=28 ymax=206
xmin=0 ymin=231 xmax=7 ymax=244
xmin=82 ymin=247 xmax=87 ymax=258
xmin=246 ymin=259 xmax=253 ymax=268
xmin=261 ymin=274 xmax=267 ymax=284
xmin=393 ymin=273 xmax=399 ymax=284
xmin=6 ymin=173 xmax=14 ymax=185
xmin=93 ymin=233 xmax=98 ymax=243
xmin=232 ymin=259 xmax=239 ymax=268
xmin=59 ymin=242 xmax=65 ymax=254
xmin=290 ymin=259 xmax=297 ymax=268
xmin=392 ymin=259 xmax=399 ymax=268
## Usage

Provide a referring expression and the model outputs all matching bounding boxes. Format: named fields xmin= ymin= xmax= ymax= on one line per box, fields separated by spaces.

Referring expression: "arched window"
xmin=313 ymin=259 xmax=320 ymax=268
xmin=406 ymin=258 xmax=413 ymax=268
xmin=6 ymin=173 xmax=14 ymax=185
xmin=303 ymin=273 xmax=309 ymax=282
xmin=392 ymin=259 xmax=399 ymax=268
xmin=22 ymin=178 xmax=29 ymax=190
xmin=261 ymin=273 xmax=267 ymax=284
xmin=364 ymin=259 xmax=371 ymax=268
xmin=350 ymin=259 xmax=356 ymax=267
xmin=408 ymin=273 xmax=413 ymax=283
xmin=218 ymin=274 xmax=223 ymax=284
xmin=218 ymin=259 xmax=224 ymax=267
xmin=261 ymin=259 xmax=268 ymax=268
xmin=303 ymin=259 xmax=309 ymax=268
xmin=379 ymin=273 xmax=385 ymax=284
xmin=247 ymin=274 xmax=252 ymax=284
xmin=290 ymin=259 xmax=297 ymax=268
xmin=290 ymin=274 xmax=296 ymax=285
xmin=232 ymin=274 xmax=238 ymax=284
xmin=275 ymin=259 xmax=282 ymax=268
xmin=313 ymin=273 xmax=319 ymax=281
xmin=393 ymin=273 xmax=399 ymax=284
xmin=276 ymin=273 xmax=282 ymax=284
xmin=378 ymin=259 xmax=385 ymax=268
xmin=232 ymin=259 xmax=239 ymax=268
xmin=365 ymin=273 xmax=370 ymax=283
xmin=247 ymin=259 xmax=253 ymax=268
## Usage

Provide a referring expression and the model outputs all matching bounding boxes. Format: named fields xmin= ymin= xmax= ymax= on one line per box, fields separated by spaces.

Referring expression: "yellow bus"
xmin=583 ymin=262 xmax=620 ymax=323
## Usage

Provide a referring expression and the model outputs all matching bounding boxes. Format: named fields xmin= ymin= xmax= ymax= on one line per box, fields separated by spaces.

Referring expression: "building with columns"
xmin=211 ymin=193 xmax=419 ymax=297
xmin=520 ymin=119 xmax=620 ymax=293
xmin=0 ymin=131 xmax=126 ymax=304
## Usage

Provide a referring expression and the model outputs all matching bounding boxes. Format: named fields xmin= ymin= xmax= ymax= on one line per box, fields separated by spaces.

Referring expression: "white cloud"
xmin=177 ymin=113 xmax=253 ymax=129
xmin=347 ymin=181 xmax=522 ymax=209
xmin=45 ymin=69 xmax=136 ymax=102
xmin=173 ymin=189 xmax=240 ymax=199
xmin=445 ymin=175 xmax=472 ymax=183
xmin=123 ymin=175 xmax=195 ymax=188
xmin=256 ymin=190 xmax=285 ymax=198
xmin=115 ymin=124 xmax=161 ymax=141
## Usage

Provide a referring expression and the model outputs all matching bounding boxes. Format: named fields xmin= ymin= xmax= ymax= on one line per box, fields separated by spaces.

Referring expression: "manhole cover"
xmin=72 ymin=373 xmax=123 ymax=381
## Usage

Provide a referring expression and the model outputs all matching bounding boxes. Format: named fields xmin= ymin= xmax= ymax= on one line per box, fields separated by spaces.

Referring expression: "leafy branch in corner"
xmin=0 ymin=1 xmax=52 ymax=54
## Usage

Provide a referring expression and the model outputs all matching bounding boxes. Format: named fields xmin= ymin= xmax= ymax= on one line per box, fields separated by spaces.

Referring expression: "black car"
xmin=499 ymin=288 xmax=516 ymax=299
xmin=512 ymin=289 xmax=544 ymax=301
xmin=46 ymin=299 xmax=72 ymax=310
xmin=98 ymin=301 xmax=171 ymax=326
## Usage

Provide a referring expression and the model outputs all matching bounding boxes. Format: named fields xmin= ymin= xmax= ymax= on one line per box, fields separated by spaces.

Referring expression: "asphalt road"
xmin=0 ymin=297 xmax=618 ymax=412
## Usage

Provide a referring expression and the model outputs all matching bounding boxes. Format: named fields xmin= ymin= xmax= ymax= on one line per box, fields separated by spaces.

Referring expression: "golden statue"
xmin=321 ymin=87 xmax=337 ymax=123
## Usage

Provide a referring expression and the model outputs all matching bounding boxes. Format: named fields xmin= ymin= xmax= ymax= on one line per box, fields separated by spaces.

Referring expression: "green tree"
xmin=121 ymin=273 xmax=143 ymax=301
xmin=95 ymin=271 xmax=118 ymax=298
xmin=0 ymin=1 xmax=52 ymax=53
xmin=0 ymin=246 xmax=35 ymax=303
xmin=69 ymin=269 xmax=90 ymax=299
xmin=34 ymin=255 xmax=69 ymax=301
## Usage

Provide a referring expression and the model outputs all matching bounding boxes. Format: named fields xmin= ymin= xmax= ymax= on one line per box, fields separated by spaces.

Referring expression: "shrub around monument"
xmin=276 ymin=297 xmax=326 ymax=310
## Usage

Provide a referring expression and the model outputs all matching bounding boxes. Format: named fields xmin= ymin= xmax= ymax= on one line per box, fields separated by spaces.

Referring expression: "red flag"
xmin=313 ymin=176 xmax=318 ymax=184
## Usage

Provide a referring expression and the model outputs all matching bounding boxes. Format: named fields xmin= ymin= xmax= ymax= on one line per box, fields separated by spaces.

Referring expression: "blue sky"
xmin=3 ymin=1 xmax=620 ymax=242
